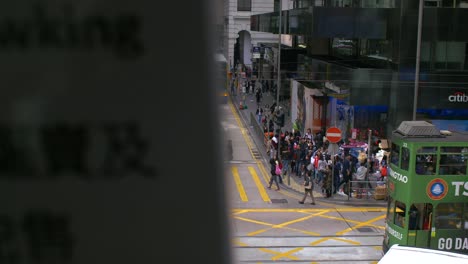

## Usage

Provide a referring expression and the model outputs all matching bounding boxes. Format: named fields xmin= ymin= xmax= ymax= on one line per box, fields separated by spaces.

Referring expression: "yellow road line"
xmin=248 ymin=166 xmax=270 ymax=202
xmin=271 ymin=247 xmax=303 ymax=261
xmin=260 ymin=248 xmax=300 ymax=261
xmin=241 ymin=211 xmax=327 ymax=236
xmin=231 ymin=208 xmax=386 ymax=213
xmin=272 ymin=210 xmax=331 ymax=229
xmin=231 ymin=238 xmax=249 ymax=247
xmin=335 ymin=214 xmax=386 ymax=236
xmin=320 ymin=214 xmax=384 ymax=229
xmin=232 ymin=166 xmax=248 ymax=202
xmin=332 ymin=237 xmax=361 ymax=245
xmin=310 ymin=237 xmax=329 ymax=246
xmin=231 ymin=209 xmax=249 ymax=216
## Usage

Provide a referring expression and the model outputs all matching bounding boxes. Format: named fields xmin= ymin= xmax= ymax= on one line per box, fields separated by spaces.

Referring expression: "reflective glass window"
xmin=387 ymin=196 xmax=394 ymax=225
xmin=439 ymin=147 xmax=468 ymax=175
xmin=435 ymin=203 xmax=463 ymax=229
xmin=464 ymin=203 xmax=468 ymax=230
xmin=401 ymin=147 xmax=410 ymax=171
xmin=390 ymin=143 xmax=400 ymax=167
xmin=415 ymin=147 xmax=437 ymax=175
xmin=237 ymin=0 xmax=251 ymax=11
xmin=395 ymin=200 xmax=406 ymax=228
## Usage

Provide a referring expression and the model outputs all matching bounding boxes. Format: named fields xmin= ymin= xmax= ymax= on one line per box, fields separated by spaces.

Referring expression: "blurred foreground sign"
xmin=0 ymin=1 xmax=229 ymax=264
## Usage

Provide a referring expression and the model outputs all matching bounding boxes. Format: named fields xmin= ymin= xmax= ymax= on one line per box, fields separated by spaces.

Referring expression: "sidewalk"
xmin=231 ymin=90 xmax=386 ymax=207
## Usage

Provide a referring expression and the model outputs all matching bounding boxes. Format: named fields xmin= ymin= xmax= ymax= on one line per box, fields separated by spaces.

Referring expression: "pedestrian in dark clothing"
xmin=299 ymin=170 xmax=315 ymax=205
xmin=333 ymin=156 xmax=342 ymax=194
xmin=267 ymin=158 xmax=280 ymax=190
xmin=337 ymin=154 xmax=352 ymax=195
xmin=255 ymin=88 xmax=262 ymax=105
xmin=322 ymin=164 xmax=333 ymax=198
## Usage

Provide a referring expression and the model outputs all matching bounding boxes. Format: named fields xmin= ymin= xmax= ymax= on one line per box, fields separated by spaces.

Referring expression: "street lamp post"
xmin=413 ymin=0 xmax=424 ymax=120
xmin=275 ymin=0 xmax=287 ymax=185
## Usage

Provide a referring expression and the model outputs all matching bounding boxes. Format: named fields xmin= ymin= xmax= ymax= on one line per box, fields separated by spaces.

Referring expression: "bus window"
xmin=408 ymin=203 xmax=432 ymax=230
xmin=391 ymin=143 xmax=400 ymax=167
xmin=401 ymin=147 xmax=410 ymax=171
xmin=417 ymin=147 xmax=438 ymax=153
xmin=464 ymin=203 xmax=468 ymax=230
xmin=415 ymin=147 xmax=437 ymax=175
xmin=409 ymin=204 xmax=420 ymax=230
xmin=435 ymin=203 xmax=463 ymax=230
xmin=439 ymin=147 xmax=468 ymax=175
xmin=422 ymin=204 xmax=433 ymax=230
xmin=395 ymin=200 xmax=406 ymax=228
xmin=387 ymin=197 xmax=394 ymax=225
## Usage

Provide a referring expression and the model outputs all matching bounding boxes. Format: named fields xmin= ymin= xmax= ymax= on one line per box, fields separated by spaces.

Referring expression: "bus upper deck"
xmin=384 ymin=121 xmax=468 ymax=255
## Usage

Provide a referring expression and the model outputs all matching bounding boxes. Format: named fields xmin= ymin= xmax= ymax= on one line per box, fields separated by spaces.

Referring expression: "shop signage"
xmin=448 ymin=91 xmax=468 ymax=103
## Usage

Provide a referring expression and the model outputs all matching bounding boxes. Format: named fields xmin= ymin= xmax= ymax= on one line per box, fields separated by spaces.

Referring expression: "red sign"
xmin=326 ymin=127 xmax=342 ymax=143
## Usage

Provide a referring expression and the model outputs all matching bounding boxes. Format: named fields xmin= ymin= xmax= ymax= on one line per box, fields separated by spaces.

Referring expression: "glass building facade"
xmin=251 ymin=0 xmax=468 ymax=135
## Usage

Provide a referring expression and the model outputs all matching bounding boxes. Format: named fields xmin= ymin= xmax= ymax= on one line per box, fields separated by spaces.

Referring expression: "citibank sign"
xmin=448 ymin=92 xmax=468 ymax=103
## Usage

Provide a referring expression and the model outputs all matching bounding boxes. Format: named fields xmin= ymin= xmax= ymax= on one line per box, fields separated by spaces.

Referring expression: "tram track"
xmin=232 ymin=234 xmax=384 ymax=263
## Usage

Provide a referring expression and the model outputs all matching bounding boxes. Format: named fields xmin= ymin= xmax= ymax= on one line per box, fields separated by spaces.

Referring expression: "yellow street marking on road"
xmin=231 ymin=208 xmax=386 ymax=213
xmin=248 ymin=166 xmax=270 ymax=202
xmin=271 ymin=247 xmax=304 ymax=261
xmin=243 ymin=210 xmax=328 ymax=236
xmin=260 ymin=248 xmax=300 ymax=261
xmin=231 ymin=209 xmax=249 ymax=215
xmin=310 ymin=237 xmax=360 ymax=249
xmin=310 ymin=237 xmax=329 ymax=246
xmin=332 ymin=237 xmax=361 ymax=245
xmin=234 ymin=215 xmax=320 ymax=236
xmin=231 ymin=238 xmax=249 ymax=247
xmin=335 ymin=214 xmax=386 ymax=236
xmin=233 ymin=216 xmax=272 ymax=227
xmin=232 ymin=166 xmax=248 ymax=202
xmin=319 ymin=214 xmax=384 ymax=230
xmin=228 ymin=98 xmax=258 ymax=160
xmin=272 ymin=210 xmax=331 ymax=229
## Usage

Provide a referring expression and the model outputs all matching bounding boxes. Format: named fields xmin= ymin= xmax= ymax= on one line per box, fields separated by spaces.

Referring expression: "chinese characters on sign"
xmin=0 ymin=211 xmax=74 ymax=263
xmin=0 ymin=122 xmax=158 ymax=180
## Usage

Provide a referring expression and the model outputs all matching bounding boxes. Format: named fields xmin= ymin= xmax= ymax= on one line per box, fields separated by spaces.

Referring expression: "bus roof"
xmin=378 ymin=245 xmax=468 ymax=264
xmin=392 ymin=121 xmax=468 ymax=143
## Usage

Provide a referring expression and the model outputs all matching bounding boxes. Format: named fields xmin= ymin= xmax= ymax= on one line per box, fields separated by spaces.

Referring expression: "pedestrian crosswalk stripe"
xmin=231 ymin=166 xmax=248 ymax=202
xmin=248 ymin=166 xmax=270 ymax=202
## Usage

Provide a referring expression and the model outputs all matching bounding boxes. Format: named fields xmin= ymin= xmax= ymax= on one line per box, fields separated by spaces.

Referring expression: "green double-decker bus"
xmin=383 ymin=121 xmax=468 ymax=255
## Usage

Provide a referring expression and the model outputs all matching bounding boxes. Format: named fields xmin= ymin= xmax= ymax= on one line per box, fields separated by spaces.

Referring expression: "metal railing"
xmin=346 ymin=180 xmax=387 ymax=201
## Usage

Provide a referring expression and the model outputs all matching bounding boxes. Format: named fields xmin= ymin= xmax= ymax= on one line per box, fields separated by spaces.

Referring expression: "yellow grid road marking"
xmin=248 ymin=166 xmax=270 ymax=202
xmin=234 ymin=210 xmax=328 ymax=236
xmin=232 ymin=166 xmax=248 ymax=202
xmin=332 ymin=237 xmax=362 ymax=245
xmin=231 ymin=208 xmax=386 ymax=213
xmin=260 ymin=248 xmax=300 ymax=261
xmin=319 ymin=214 xmax=385 ymax=230
xmin=271 ymin=247 xmax=303 ymax=261
xmin=335 ymin=214 xmax=386 ymax=236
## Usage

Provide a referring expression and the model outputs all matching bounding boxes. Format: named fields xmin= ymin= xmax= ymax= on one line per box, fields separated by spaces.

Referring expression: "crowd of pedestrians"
xmin=264 ymin=128 xmax=389 ymax=203
xmin=229 ymin=63 xmax=389 ymax=203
